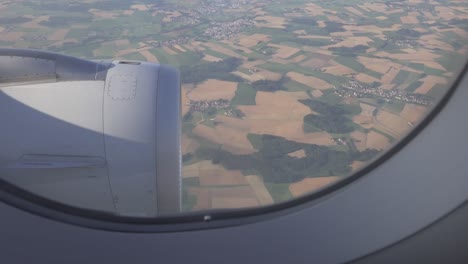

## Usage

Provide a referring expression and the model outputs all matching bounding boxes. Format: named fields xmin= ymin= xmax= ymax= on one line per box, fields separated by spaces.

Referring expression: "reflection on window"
xmin=0 ymin=0 xmax=467 ymax=217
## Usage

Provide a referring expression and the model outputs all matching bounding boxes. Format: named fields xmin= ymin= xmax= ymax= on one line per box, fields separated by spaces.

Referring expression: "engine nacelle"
xmin=0 ymin=49 xmax=181 ymax=217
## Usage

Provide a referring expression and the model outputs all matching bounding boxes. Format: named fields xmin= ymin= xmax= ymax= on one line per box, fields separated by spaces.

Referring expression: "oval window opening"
xmin=0 ymin=0 xmax=467 ymax=223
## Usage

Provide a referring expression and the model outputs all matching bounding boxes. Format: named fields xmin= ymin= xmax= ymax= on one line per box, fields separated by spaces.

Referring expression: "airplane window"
xmin=0 ymin=0 xmax=467 ymax=220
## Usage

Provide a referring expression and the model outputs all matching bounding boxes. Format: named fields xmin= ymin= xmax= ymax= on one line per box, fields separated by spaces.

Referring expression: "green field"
xmin=231 ymin=83 xmax=257 ymax=105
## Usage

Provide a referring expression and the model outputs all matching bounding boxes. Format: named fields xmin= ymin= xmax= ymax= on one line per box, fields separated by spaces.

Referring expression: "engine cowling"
xmin=0 ymin=49 xmax=181 ymax=217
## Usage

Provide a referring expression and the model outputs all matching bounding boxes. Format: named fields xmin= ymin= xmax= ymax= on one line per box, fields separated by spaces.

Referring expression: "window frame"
xmin=0 ymin=62 xmax=466 ymax=233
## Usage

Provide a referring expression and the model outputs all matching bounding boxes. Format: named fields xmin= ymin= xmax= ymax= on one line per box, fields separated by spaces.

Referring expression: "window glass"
xmin=0 ymin=0 xmax=466 ymax=217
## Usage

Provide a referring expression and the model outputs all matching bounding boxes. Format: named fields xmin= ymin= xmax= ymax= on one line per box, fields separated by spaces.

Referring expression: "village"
xmin=204 ymin=19 xmax=255 ymax=40
xmin=336 ymin=79 xmax=433 ymax=106
xmin=188 ymin=99 xmax=230 ymax=113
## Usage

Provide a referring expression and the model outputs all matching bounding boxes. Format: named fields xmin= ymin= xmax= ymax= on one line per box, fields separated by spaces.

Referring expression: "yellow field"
xmin=191 ymin=91 xmax=336 ymax=148
xmin=202 ymin=54 xmax=223 ymax=62
xmin=131 ymin=4 xmax=150 ymax=11
xmin=311 ymin=90 xmax=324 ymax=98
xmin=401 ymin=15 xmax=419 ymax=24
xmin=163 ymin=46 xmax=178 ymax=55
xmin=376 ymin=110 xmax=411 ymax=137
xmin=345 ymin=7 xmax=364 ymax=16
xmin=122 ymin=10 xmax=135 ymax=16
xmin=161 ymin=11 xmax=182 ymax=22
xmin=48 ymin=29 xmax=69 ymax=41
xmin=376 ymin=50 xmax=440 ymax=62
xmin=366 ymin=131 xmax=391 ymax=150
xmin=381 ymin=84 xmax=396 ymax=90
xmin=414 ymin=60 xmax=446 ymax=71
xmin=328 ymin=37 xmax=373 ymax=48
xmin=286 ymin=72 xmax=333 ymax=90
xmin=182 ymin=160 xmax=247 ymax=186
xmin=381 ymin=66 xmax=402 ymax=84
xmin=202 ymin=42 xmax=244 ymax=58
xmin=199 ymin=170 xmax=247 ymax=187
xmin=2 ymin=32 xmax=23 ymax=42
xmin=22 ymin=15 xmax=49 ymax=29
xmin=255 ymin=16 xmax=287 ymax=29
xmin=139 ymin=50 xmax=159 ymax=62
xmin=181 ymin=85 xmax=193 ymax=117
xmin=193 ymin=122 xmax=257 ymax=155
xmin=233 ymin=69 xmax=282 ymax=82
xmin=172 ymin=44 xmax=186 ymax=52
xmin=435 ymin=6 xmax=457 ymax=20
xmin=293 ymin=30 xmax=307 ymax=35
xmin=182 ymin=160 xmax=217 ymax=178
xmin=189 ymin=79 xmax=238 ymax=101
xmin=351 ymin=131 xmax=368 ymax=151
xmin=291 ymin=54 xmax=307 ymax=63
xmin=238 ymin=33 xmax=271 ymax=47
xmin=352 ymin=103 xmax=375 ymax=129
xmin=270 ymin=58 xmax=291 ymax=65
xmin=344 ymin=24 xmax=401 ymax=36
xmin=289 ymin=176 xmax=340 ymax=197
xmin=399 ymin=104 xmax=428 ymax=124
xmin=304 ymin=3 xmax=326 ymax=16
xmin=257 ymin=69 xmax=283 ymax=81
xmin=236 ymin=91 xmax=336 ymax=145
xmin=287 ymin=149 xmax=306 ymax=158
xmin=362 ymin=3 xmax=390 ymax=13
xmin=245 ymin=175 xmax=274 ymax=205
xmin=188 ymin=185 xmax=259 ymax=210
xmin=241 ymin=59 xmax=265 ymax=69
xmin=355 ymin=73 xmax=381 ymax=84
xmin=115 ymin=39 xmax=130 ymax=47
xmin=330 ymin=31 xmax=354 ymax=37
xmin=240 ymin=91 xmax=311 ymax=119
xmin=221 ymin=39 xmax=252 ymax=53
xmin=418 ymin=34 xmax=454 ymax=52
xmin=239 ymin=37 xmax=260 ymax=48
xmin=115 ymin=49 xmax=140 ymax=58
xmin=358 ymin=57 xmax=399 ymax=74
xmin=232 ymin=71 xmax=258 ymax=82
xmin=317 ymin=21 xmax=326 ymax=28
xmin=326 ymin=61 xmax=356 ymax=74
xmin=351 ymin=161 xmax=368 ymax=172
xmin=182 ymin=134 xmax=200 ymax=155
xmin=89 ymin=9 xmax=119 ymax=19
xmin=268 ymin=44 xmax=301 ymax=59
xmin=211 ymin=197 xmax=259 ymax=209
xmin=301 ymin=58 xmax=331 ymax=68
xmin=414 ymin=75 xmax=448 ymax=94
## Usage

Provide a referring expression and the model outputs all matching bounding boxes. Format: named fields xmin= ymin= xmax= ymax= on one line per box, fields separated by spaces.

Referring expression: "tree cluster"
xmin=251 ymin=76 xmax=290 ymax=92
xmin=299 ymin=99 xmax=357 ymax=134
xmin=180 ymin=57 xmax=243 ymax=84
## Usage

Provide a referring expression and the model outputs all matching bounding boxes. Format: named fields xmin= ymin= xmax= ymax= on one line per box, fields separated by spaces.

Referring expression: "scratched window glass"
xmin=0 ymin=0 xmax=466 ymax=217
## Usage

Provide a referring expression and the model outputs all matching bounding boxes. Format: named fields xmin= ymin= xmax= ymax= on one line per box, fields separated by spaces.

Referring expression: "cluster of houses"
xmin=204 ymin=19 xmax=255 ymax=40
xmin=188 ymin=99 xmax=231 ymax=113
xmin=336 ymin=79 xmax=433 ymax=105
xmin=146 ymin=36 xmax=190 ymax=48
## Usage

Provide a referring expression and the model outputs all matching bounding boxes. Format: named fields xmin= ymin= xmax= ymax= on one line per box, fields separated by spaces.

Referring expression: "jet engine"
xmin=0 ymin=49 xmax=181 ymax=217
